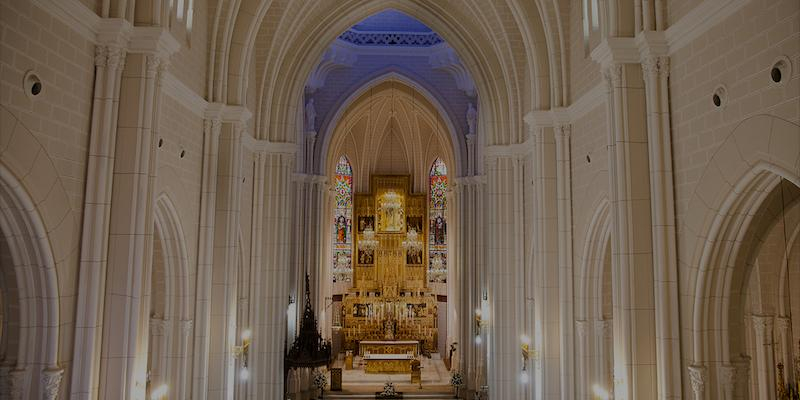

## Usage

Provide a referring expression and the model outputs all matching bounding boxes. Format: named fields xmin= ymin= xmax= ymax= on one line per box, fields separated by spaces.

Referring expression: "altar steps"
xmin=323 ymin=392 xmax=456 ymax=399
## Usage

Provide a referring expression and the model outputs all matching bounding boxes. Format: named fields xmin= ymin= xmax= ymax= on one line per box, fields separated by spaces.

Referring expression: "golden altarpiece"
xmin=341 ymin=175 xmax=438 ymax=363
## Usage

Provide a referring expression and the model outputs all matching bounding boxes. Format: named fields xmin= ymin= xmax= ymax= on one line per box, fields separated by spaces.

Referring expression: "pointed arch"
xmin=428 ymin=158 xmax=447 ymax=283
xmin=332 ymin=156 xmax=354 ymax=283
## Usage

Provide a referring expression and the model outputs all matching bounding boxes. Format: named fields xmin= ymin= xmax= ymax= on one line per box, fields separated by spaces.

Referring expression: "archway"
xmin=0 ymin=164 xmax=61 ymax=399
xmin=146 ymin=194 xmax=193 ymax=400
xmin=687 ymin=115 xmax=800 ymax=398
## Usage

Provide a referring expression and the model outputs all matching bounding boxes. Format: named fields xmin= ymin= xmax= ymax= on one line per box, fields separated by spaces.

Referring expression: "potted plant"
xmin=450 ymin=370 xmax=465 ymax=398
xmin=312 ymin=368 xmax=327 ymax=399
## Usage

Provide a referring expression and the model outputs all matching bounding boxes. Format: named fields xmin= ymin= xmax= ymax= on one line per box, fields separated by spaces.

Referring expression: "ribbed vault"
xmin=326 ymin=80 xmax=455 ymax=194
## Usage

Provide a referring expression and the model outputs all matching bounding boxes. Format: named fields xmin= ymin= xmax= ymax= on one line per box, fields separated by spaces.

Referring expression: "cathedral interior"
xmin=0 ymin=0 xmax=799 ymax=399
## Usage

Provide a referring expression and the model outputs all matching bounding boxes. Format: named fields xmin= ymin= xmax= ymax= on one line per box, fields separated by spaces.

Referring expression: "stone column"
xmin=207 ymin=121 xmax=245 ymax=400
xmin=751 ymin=315 xmax=776 ymax=400
xmin=532 ymin=126 xmax=560 ymax=400
xmin=555 ymin=122 xmax=575 ymax=400
xmin=485 ymin=152 xmax=527 ymax=400
xmin=640 ymin=40 xmax=682 ymax=398
xmin=455 ymin=176 xmax=485 ymax=393
xmin=602 ymin=61 xmax=658 ymax=400
xmin=174 ymin=320 xmax=193 ymax=400
xmin=148 ymin=318 xmax=168 ymax=387
xmin=70 ymin=31 xmax=128 ymax=400
xmin=192 ymin=115 xmax=221 ymax=400
xmin=776 ymin=316 xmax=794 ymax=385
xmin=596 ymin=319 xmax=614 ymax=396
xmin=718 ymin=364 xmax=737 ymax=400
xmin=290 ymin=173 xmax=328 ymax=335
xmin=688 ymin=364 xmax=707 ymax=400
xmin=249 ymin=150 xmax=294 ymax=399
xmin=575 ymin=320 xmax=590 ymax=400
xmin=100 ymin=50 xmax=170 ymax=399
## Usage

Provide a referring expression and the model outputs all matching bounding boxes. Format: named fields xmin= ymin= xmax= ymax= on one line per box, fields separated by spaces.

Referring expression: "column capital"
xmin=41 ymin=367 xmax=65 ymax=400
xmin=8 ymin=368 xmax=27 ymax=400
xmin=641 ymin=55 xmax=670 ymax=79
xmin=750 ymin=314 xmax=774 ymax=337
xmin=687 ymin=364 xmax=707 ymax=397
xmin=150 ymin=317 xmax=168 ymax=336
xmin=776 ymin=315 xmax=792 ymax=331
xmin=575 ymin=320 xmax=590 ymax=339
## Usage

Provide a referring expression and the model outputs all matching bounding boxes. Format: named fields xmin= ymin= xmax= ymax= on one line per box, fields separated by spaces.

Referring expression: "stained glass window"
xmin=333 ymin=156 xmax=353 ymax=283
xmin=429 ymin=158 xmax=447 ymax=283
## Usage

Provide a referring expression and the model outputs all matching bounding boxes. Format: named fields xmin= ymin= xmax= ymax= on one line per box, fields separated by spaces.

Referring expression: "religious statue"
xmin=466 ymin=102 xmax=477 ymax=135
xmin=305 ymin=98 xmax=316 ymax=131
xmin=335 ymin=215 xmax=347 ymax=243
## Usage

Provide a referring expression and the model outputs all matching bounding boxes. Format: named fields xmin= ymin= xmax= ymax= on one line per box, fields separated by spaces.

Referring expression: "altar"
xmin=359 ymin=340 xmax=419 ymax=357
xmin=363 ymin=353 xmax=415 ymax=374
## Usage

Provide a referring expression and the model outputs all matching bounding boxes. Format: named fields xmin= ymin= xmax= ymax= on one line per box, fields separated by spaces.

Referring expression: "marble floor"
xmin=327 ymin=352 xmax=453 ymax=393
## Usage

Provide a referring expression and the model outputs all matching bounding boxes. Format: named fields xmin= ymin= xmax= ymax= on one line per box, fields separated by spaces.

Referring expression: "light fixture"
xmin=381 ymin=190 xmax=402 ymax=213
xmin=402 ymin=228 xmax=423 ymax=257
xmin=233 ymin=329 xmax=252 ymax=381
xmin=521 ymin=334 xmax=531 ymax=372
xmin=360 ymin=226 xmax=378 ymax=254
xmin=592 ymin=384 xmax=610 ymax=400
xmin=333 ymin=253 xmax=352 ymax=282
xmin=150 ymin=384 xmax=168 ymax=400
xmin=519 ymin=370 xmax=529 ymax=384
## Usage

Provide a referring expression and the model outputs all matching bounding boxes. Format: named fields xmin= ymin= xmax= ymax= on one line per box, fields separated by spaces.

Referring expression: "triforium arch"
xmin=0 ymin=164 xmax=61 ymax=399
xmin=686 ymin=115 xmax=800 ymax=397
xmin=316 ymin=71 xmax=464 ymax=177
xmin=209 ymin=0 xmax=565 ymax=145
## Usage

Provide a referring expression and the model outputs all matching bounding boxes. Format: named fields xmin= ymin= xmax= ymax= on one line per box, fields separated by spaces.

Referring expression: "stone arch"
xmin=0 ymin=106 xmax=73 ymax=399
xmin=237 ymin=1 xmax=556 ymax=145
xmin=320 ymin=72 xmax=462 ymax=178
xmin=0 ymin=164 xmax=62 ymax=399
xmin=153 ymin=193 xmax=192 ymax=321
xmin=685 ymin=114 xmax=799 ymax=395
xmin=576 ymin=197 xmax=612 ymax=321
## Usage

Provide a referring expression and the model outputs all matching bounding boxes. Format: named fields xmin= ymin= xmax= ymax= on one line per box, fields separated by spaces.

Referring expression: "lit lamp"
xmin=233 ymin=329 xmax=252 ymax=381
xmin=474 ymin=309 xmax=484 ymax=345
xmin=402 ymin=228 xmax=423 ymax=256
xmin=150 ymin=384 xmax=168 ymax=400
xmin=592 ymin=384 xmax=611 ymax=400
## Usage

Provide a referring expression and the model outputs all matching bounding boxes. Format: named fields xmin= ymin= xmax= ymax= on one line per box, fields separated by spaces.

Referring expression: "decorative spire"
xmin=286 ymin=274 xmax=332 ymax=369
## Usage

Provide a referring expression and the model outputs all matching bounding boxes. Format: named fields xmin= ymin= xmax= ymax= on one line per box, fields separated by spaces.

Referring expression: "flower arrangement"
xmin=450 ymin=371 xmax=465 ymax=398
xmin=376 ymin=381 xmax=399 ymax=398
xmin=450 ymin=370 xmax=464 ymax=387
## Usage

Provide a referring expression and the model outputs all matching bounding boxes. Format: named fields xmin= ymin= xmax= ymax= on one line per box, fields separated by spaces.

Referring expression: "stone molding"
xmin=8 ymin=368 xmax=26 ymax=400
xmin=41 ymin=367 xmax=65 ymax=400
xmin=339 ymin=30 xmax=444 ymax=47
xmin=751 ymin=314 xmax=774 ymax=338
xmin=429 ymin=46 xmax=476 ymax=97
xmin=687 ymin=364 xmax=707 ymax=397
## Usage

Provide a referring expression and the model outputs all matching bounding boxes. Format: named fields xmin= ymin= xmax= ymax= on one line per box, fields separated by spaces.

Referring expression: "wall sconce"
xmin=474 ymin=309 xmax=484 ymax=344
xmin=233 ymin=329 xmax=252 ymax=381
xmin=150 ymin=384 xmax=168 ymax=400
xmin=289 ymin=295 xmax=296 ymax=305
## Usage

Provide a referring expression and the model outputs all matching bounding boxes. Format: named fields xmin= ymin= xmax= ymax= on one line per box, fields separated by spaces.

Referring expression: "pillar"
xmin=751 ymin=315 xmax=776 ymax=400
xmin=555 ymin=122 xmax=575 ymax=400
xmin=602 ymin=61 xmax=658 ymax=400
xmin=688 ymin=364 xmax=707 ymax=400
xmin=192 ymin=116 xmax=221 ymax=400
xmin=249 ymin=150 xmax=293 ymax=399
xmin=485 ymin=152 xmax=527 ymax=400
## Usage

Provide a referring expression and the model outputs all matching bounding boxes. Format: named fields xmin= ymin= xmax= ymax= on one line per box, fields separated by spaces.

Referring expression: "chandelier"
xmin=402 ymin=228 xmax=423 ymax=256
xmin=381 ymin=191 xmax=402 ymax=213
xmin=333 ymin=254 xmax=351 ymax=282
xmin=360 ymin=227 xmax=379 ymax=254
xmin=429 ymin=253 xmax=447 ymax=282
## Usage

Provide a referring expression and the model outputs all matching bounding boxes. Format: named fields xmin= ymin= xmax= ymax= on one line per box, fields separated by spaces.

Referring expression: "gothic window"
xmin=429 ymin=158 xmax=447 ymax=283
xmin=333 ymin=156 xmax=353 ymax=282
